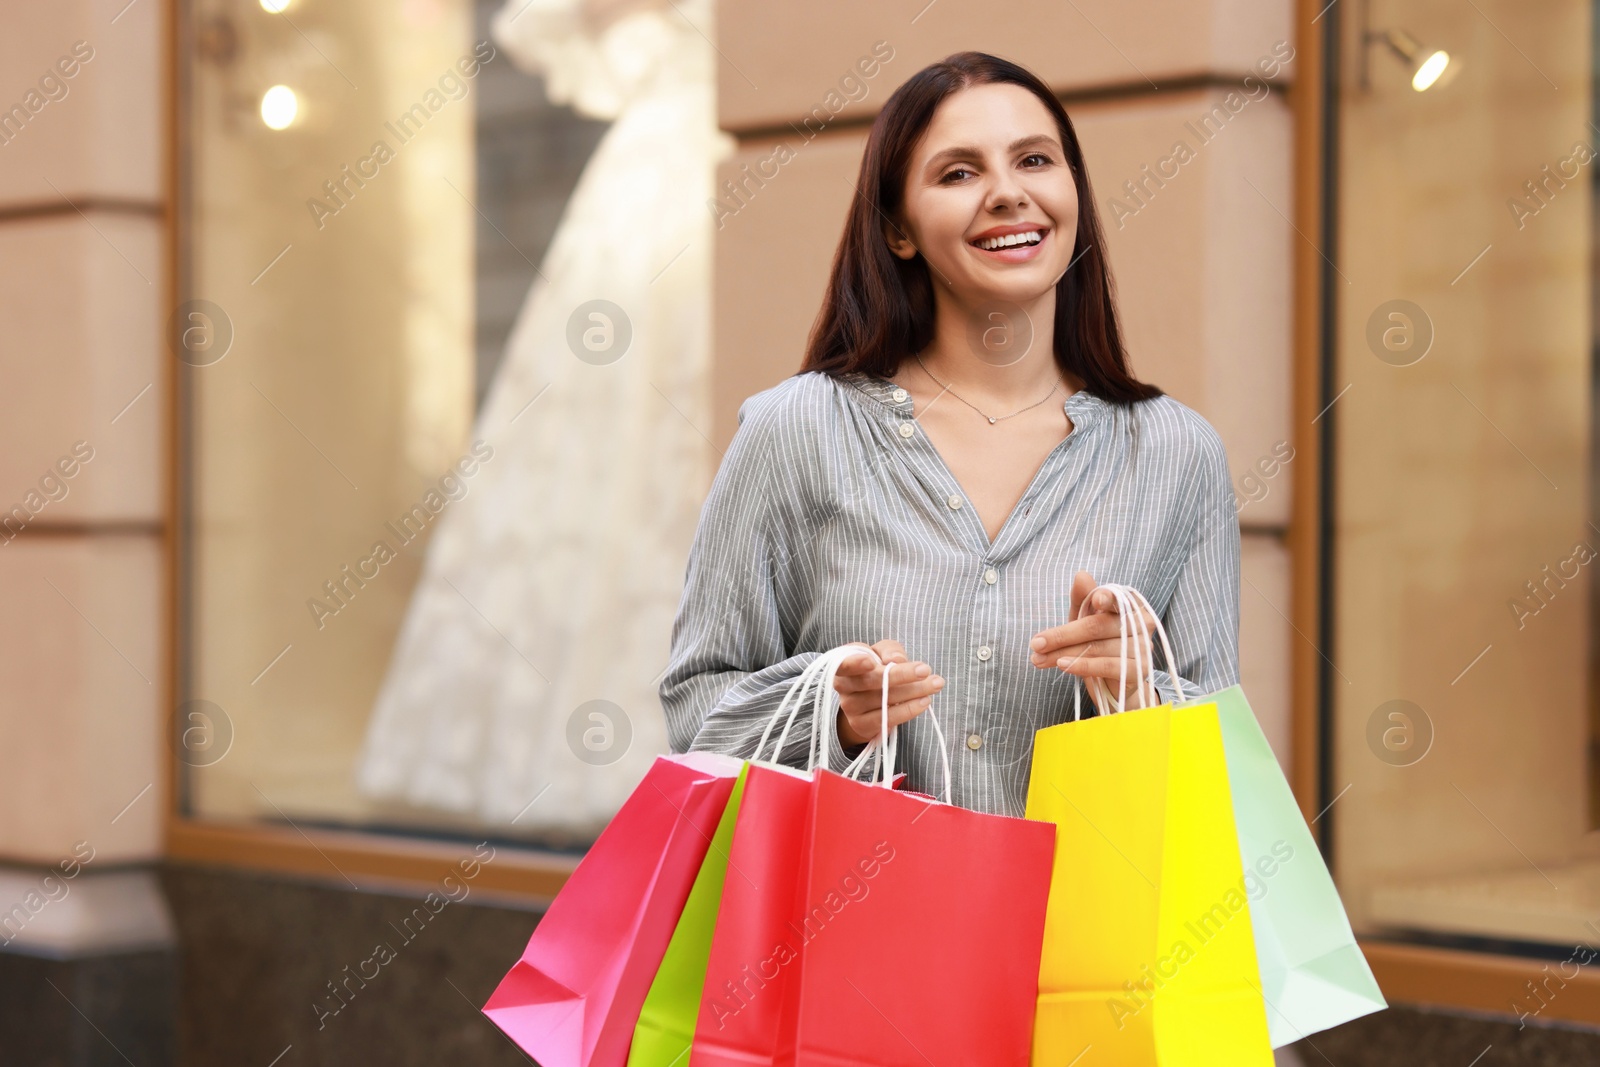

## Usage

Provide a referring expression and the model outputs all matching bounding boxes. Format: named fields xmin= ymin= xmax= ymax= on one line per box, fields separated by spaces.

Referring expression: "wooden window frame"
xmin=1291 ymin=0 xmax=1600 ymax=1030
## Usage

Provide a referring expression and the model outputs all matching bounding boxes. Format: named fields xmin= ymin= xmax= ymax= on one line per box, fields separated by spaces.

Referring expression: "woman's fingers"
xmin=835 ymin=646 xmax=882 ymax=675
xmin=1030 ymin=607 xmax=1159 ymax=664
xmin=841 ymin=639 xmax=909 ymax=667
xmin=834 ymin=658 xmax=932 ymax=692
xmin=839 ymin=691 xmax=938 ymax=745
xmin=1031 ymin=636 xmax=1151 ymax=668
xmin=1029 ymin=612 xmax=1125 ymax=658
xmin=1055 ymin=646 xmax=1154 ymax=676
xmin=835 ymin=675 xmax=944 ymax=717
xmin=1057 ymin=654 xmax=1157 ymax=687
xmin=1066 ymin=570 xmax=1099 ymax=623
xmin=1039 ymin=635 xmax=1154 ymax=668
xmin=869 ymin=639 xmax=909 ymax=664
xmin=831 ymin=646 xmax=943 ymax=747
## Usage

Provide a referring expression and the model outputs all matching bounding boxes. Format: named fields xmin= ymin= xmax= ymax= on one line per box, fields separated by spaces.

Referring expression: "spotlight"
xmin=1359 ymin=0 xmax=1456 ymax=93
xmin=1375 ymin=28 xmax=1452 ymax=91
xmin=260 ymin=85 xmax=298 ymax=130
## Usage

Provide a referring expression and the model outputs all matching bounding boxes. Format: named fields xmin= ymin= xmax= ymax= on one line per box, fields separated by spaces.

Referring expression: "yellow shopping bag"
xmin=1025 ymin=699 xmax=1274 ymax=1067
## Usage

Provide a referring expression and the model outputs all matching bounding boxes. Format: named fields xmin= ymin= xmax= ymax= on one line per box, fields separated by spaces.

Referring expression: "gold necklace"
xmin=914 ymin=355 xmax=1063 ymax=425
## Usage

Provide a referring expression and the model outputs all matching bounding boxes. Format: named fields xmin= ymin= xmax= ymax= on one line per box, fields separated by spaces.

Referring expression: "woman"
xmin=660 ymin=51 xmax=1240 ymax=817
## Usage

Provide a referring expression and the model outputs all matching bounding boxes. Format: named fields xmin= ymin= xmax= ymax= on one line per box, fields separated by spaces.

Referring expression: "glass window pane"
xmin=1333 ymin=0 xmax=1595 ymax=946
xmin=181 ymin=0 xmax=626 ymax=847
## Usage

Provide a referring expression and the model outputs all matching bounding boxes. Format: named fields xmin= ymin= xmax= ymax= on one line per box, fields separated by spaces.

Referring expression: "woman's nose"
xmin=986 ymin=172 xmax=1028 ymax=211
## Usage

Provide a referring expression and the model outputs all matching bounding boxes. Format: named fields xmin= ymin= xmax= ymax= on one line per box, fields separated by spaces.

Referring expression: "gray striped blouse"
xmin=660 ymin=369 xmax=1241 ymax=817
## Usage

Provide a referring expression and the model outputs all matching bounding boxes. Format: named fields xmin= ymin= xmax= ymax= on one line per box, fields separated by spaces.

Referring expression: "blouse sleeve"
xmin=660 ymin=386 xmax=867 ymax=776
xmin=1149 ymin=421 xmax=1242 ymax=704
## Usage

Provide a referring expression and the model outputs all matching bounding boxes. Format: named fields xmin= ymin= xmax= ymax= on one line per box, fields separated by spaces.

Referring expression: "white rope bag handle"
xmin=1070 ymin=583 xmax=1188 ymax=720
xmin=1086 ymin=585 xmax=1152 ymax=715
xmin=840 ymin=659 xmax=954 ymax=803
xmin=750 ymin=643 xmax=953 ymax=802
xmin=754 ymin=645 xmax=857 ymax=770
xmin=1073 ymin=585 xmax=1150 ymax=717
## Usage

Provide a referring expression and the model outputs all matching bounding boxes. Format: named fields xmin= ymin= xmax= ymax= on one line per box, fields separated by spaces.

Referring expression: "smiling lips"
xmin=969 ymin=224 xmax=1050 ymax=261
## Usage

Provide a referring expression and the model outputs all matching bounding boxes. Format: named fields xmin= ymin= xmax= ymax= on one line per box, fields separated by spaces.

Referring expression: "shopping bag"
xmin=1182 ymin=684 xmax=1386 ymax=1044
xmin=695 ymin=646 xmax=1056 ymax=1066
xmin=483 ymin=750 xmax=742 ymax=1067
xmin=629 ymin=763 xmax=752 ymax=1067
xmin=785 ymin=767 xmax=1055 ymax=1066
xmin=1025 ymin=584 xmax=1273 ymax=1066
xmin=689 ymin=757 xmax=812 ymax=1067
xmin=1026 ymin=702 xmax=1273 ymax=1066
xmin=1105 ymin=582 xmax=1385 ymax=1044
xmin=688 ymin=646 xmax=866 ymax=1067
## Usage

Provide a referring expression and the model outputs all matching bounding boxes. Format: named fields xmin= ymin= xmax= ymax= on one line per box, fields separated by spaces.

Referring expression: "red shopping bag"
xmin=692 ymin=764 xmax=1055 ymax=1067
xmin=787 ymin=769 xmax=1055 ymax=1066
xmin=484 ymin=751 xmax=742 ymax=1067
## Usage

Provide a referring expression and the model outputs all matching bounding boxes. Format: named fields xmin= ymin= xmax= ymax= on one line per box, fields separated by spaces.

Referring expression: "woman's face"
xmin=890 ymin=82 xmax=1079 ymax=310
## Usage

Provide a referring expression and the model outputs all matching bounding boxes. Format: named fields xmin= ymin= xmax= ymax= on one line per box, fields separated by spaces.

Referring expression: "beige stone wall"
xmin=0 ymin=0 xmax=167 ymax=863
xmin=710 ymin=0 xmax=1299 ymax=766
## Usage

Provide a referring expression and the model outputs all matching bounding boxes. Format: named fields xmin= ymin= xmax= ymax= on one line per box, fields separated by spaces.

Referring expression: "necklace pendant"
xmin=987 ymin=416 xmax=997 ymax=425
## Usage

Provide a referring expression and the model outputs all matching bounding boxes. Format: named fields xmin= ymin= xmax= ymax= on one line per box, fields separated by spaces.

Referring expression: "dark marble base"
xmin=160 ymin=863 xmax=542 ymax=1067
xmin=0 ymin=948 xmax=175 ymax=1067
xmin=4 ymin=862 xmax=1597 ymax=1066
xmin=1305 ymin=1002 xmax=1600 ymax=1067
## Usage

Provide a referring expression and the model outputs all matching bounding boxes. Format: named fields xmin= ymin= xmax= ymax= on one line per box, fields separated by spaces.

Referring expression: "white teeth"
xmin=976 ymin=230 xmax=1042 ymax=250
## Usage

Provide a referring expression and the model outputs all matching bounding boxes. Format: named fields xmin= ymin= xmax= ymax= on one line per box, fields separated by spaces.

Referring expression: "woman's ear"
xmin=884 ymin=221 xmax=918 ymax=261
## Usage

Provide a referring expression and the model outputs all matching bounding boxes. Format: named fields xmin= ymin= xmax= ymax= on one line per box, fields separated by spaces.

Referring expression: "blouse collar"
xmin=840 ymin=370 xmax=1110 ymax=432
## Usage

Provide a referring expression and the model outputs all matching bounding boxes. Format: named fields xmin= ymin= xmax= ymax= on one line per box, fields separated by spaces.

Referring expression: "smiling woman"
xmin=662 ymin=52 xmax=1242 ymax=815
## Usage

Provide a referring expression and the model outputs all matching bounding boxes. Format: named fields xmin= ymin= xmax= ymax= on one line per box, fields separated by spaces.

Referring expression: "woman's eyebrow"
xmin=923 ymin=134 xmax=1062 ymax=173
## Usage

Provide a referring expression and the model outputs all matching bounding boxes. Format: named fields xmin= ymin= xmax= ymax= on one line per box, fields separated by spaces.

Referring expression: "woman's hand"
xmin=832 ymin=639 xmax=945 ymax=748
xmin=1028 ymin=571 xmax=1160 ymax=712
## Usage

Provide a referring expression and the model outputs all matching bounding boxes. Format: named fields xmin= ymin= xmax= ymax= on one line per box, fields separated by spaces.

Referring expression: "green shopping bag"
xmin=1182 ymin=685 xmax=1387 ymax=1045
xmin=627 ymin=764 xmax=750 ymax=1066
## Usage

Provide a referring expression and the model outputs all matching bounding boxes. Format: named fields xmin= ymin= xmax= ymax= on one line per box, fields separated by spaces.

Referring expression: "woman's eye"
xmin=1021 ymin=153 xmax=1053 ymax=168
xmin=941 ymin=167 xmax=975 ymax=183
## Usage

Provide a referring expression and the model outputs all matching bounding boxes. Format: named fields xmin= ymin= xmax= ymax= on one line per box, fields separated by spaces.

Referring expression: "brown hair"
xmin=800 ymin=51 xmax=1161 ymax=405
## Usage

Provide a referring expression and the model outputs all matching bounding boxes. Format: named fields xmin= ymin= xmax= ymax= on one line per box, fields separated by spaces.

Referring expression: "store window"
xmin=1332 ymin=0 xmax=1596 ymax=950
xmin=174 ymin=0 xmax=660 ymax=849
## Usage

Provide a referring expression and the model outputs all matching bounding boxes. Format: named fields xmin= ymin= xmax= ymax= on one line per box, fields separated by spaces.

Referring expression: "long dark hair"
xmin=801 ymin=51 xmax=1161 ymax=405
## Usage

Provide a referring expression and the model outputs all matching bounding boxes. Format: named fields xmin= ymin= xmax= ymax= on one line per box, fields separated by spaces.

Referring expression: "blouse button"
xmin=966 ymin=733 xmax=984 ymax=751
xmin=892 ymin=388 xmax=908 ymax=403
xmin=946 ymin=493 xmax=963 ymax=510
xmin=898 ymin=422 xmax=915 ymax=439
xmin=983 ymin=568 xmax=997 ymax=585
xmin=976 ymin=645 xmax=992 ymax=662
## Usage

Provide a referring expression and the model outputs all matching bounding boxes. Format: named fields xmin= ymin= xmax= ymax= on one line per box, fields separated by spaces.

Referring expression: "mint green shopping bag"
xmin=1183 ymin=685 xmax=1387 ymax=1045
xmin=628 ymin=764 xmax=750 ymax=1066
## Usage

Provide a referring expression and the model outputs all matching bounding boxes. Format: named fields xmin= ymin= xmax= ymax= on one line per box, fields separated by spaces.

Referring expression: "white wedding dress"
xmin=354 ymin=0 xmax=733 ymax=837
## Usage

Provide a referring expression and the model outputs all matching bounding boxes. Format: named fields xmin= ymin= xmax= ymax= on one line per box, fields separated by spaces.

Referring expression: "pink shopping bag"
xmin=484 ymin=751 xmax=742 ymax=1067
